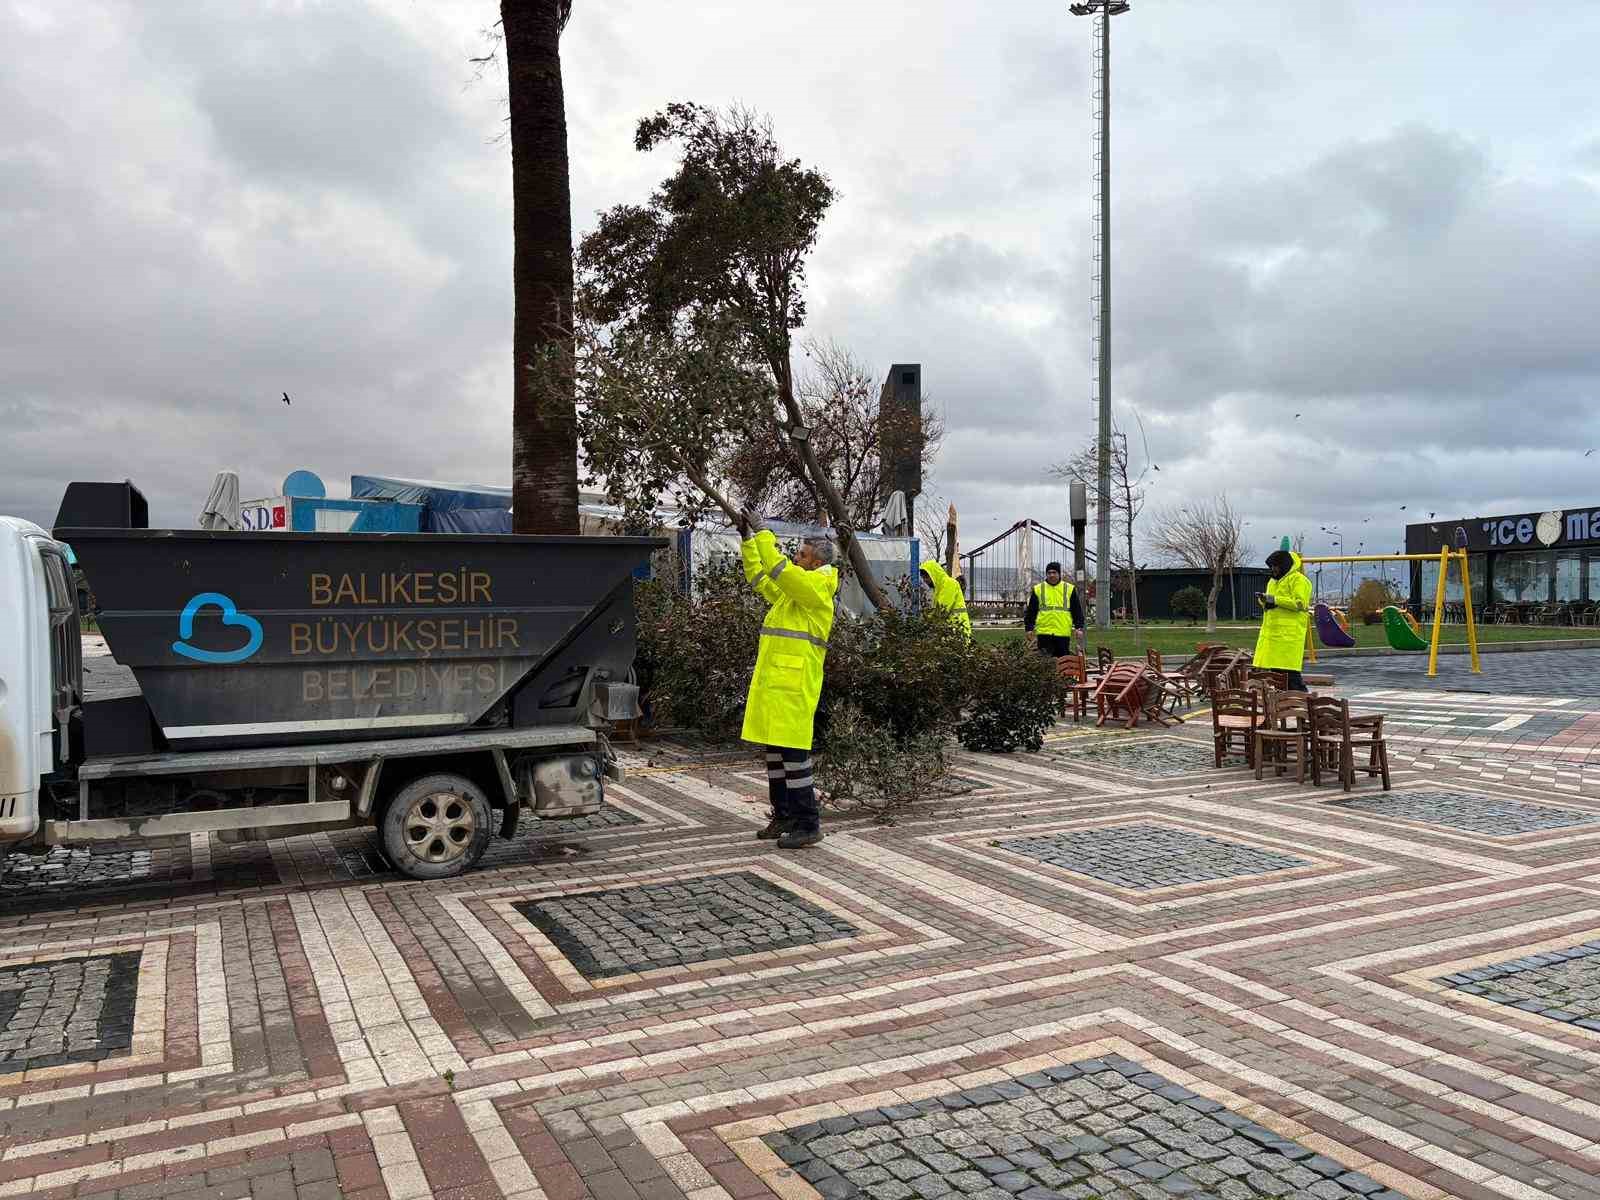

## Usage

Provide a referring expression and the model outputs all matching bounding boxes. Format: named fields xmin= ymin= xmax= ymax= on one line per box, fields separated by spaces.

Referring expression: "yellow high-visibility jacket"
xmin=740 ymin=530 xmax=839 ymax=750
xmin=1254 ymin=551 xmax=1313 ymax=671
xmin=1033 ymin=580 xmax=1075 ymax=637
xmin=920 ymin=560 xmax=971 ymax=641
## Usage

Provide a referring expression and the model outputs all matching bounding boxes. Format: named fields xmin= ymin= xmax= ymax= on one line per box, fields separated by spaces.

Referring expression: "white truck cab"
xmin=0 ymin=516 xmax=81 ymax=845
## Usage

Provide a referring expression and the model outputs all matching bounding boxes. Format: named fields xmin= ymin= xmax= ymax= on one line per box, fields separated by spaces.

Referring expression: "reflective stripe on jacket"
xmin=740 ymin=530 xmax=838 ymax=751
xmin=1033 ymin=580 xmax=1075 ymax=637
xmin=1253 ymin=551 xmax=1313 ymax=671
xmin=919 ymin=560 xmax=971 ymax=641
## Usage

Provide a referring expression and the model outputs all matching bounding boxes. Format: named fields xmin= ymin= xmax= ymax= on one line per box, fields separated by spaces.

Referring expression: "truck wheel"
xmin=380 ymin=774 xmax=493 ymax=880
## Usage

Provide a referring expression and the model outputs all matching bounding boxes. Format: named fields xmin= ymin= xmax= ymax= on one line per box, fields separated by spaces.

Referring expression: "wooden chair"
xmin=1147 ymin=649 xmax=1195 ymax=708
xmin=1204 ymin=649 xmax=1251 ymax=697
xmin=1136 ymin=666 xmax=1186 ymax=726
xmin=1307 ymin=695 xmax=1391 ymax=792
xmin=1211 ymin=689 xmax=1260 ymax=768
xmin=1056 ymin=653 xmax=1094 ymax=722
xmin=1094 ymin=662 xmax=1148 ymax=729
xmin=1254 ymin=692 xmax=1314 ymax=784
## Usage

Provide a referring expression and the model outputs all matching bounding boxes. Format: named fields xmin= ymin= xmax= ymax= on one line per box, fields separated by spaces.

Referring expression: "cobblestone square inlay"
xmin=763 ymin=1055 xmax=1399 ymax=1200
xmin=993 ymin=824 xmax=1307 ymax=890
xmin=1055 ymin=739 xmax=1210 ymax=778
xmin=513 ymin=872 xmax=859 ymax=979
xmin=1438 ymin=941 xmax=1600 ymax=1031
xmin=1333 ymin=789 xmax=1600 ymax=835
xmin=0 ymin=951 xmax=142 ymax=1071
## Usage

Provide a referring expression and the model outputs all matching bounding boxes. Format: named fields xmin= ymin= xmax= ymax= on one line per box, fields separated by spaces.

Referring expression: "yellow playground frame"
xmin=1299 ymin=547 xmax=1481 ymax=677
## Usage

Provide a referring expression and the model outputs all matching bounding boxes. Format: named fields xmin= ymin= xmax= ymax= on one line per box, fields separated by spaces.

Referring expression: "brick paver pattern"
xmin=0 ymin=950 xmax=141 ymax=1071
xmin=994 ymin=824 xmax=1307 ymax=890
xmin=5 ymin=641 xmax=1600 ymax=1200
xmin=1439 ymin=941 xmax=1600 ymax=1029
xmin=1332 ymin=788 xmax=1600 ymax=834
xmin=513 ymin=870 xmax=859 ymax=978
xmin=765 ymin=1055 xmax=1399 ymax=1200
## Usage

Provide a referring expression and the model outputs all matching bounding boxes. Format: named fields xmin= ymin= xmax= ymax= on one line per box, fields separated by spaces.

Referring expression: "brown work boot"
xmin=756 ymin=818 xmax=788 ymax=840
xmin=778 ymin=827 xmax=823 ymax=849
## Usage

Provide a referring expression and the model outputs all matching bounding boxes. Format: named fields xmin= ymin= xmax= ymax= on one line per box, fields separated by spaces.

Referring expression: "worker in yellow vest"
xmin=738 ymin=509 xmax=839 ymax=849
xmin=1024 ymin=562 xmax=1085 ymax=659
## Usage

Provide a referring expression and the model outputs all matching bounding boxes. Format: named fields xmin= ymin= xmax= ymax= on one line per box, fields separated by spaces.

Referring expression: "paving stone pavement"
xmin=5 ymin=667 xmax=1600 ymax=1199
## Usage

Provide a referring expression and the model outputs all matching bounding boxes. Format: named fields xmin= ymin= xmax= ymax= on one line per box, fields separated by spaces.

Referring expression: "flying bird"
xmin=1587 ymin=449 xmax=1595 ymax=457
xmin=1399 ymin=505 xmax=1407 ymax=510
xmin=1294 ymin=413 xmax=1301 ymax=419
xmin=282 ymin=392 xmax=291 ymax=406
xmin=1153 ymin=465 xmax=1161 ymax=472
xmin=1429 ymin=512 xmax=1436 ymax=518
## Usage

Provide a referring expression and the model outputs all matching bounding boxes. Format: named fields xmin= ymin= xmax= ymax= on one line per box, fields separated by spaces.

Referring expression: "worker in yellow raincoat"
xmin=739 ymin=509 xmax=839 ymax=848
xmin=1254 ymin=547 xmax=1313 ymax=690
xmin=919 ymin=560 xmax=972 ymax=641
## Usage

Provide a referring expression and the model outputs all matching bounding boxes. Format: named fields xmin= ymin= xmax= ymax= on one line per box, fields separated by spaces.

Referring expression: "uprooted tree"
xmin=572 ymin=102 xmax=893 ymax=610
xmin=723 ymin=339 xmax=944 ymax=529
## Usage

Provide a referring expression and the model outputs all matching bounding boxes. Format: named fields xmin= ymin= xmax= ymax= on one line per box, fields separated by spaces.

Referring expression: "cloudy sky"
xmin=4 ymin=1 xmax=1599 ymax=566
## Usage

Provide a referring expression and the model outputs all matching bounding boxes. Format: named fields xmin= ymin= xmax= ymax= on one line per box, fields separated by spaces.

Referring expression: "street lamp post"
xmin=1069 ymin=0 xmax=1129 ymax=630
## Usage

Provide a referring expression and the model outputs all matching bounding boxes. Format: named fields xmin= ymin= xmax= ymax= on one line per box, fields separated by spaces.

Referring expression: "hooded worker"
xmin=919 ymin=560 xmax=972 ymax=641
xmin=738 ymin=509 xmax=839 ymax=848
xmin=1255 ymin=545 xmax=1313 ymax=690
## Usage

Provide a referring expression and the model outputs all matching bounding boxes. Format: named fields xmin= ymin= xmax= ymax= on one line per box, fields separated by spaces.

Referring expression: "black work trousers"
xmin=765 ymin=747 xmax=821 ymax=833
xmin=1036 ymin=634 xmax=1074 ymax=658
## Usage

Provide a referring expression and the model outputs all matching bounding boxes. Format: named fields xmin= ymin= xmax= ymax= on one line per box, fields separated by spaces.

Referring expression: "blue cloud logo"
xmin=172 ymin=592 xmax=264 ymax=664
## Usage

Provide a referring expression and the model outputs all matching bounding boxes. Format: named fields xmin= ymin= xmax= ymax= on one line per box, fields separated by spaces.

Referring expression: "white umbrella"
xmin=198 ymin=471 xmax=240 ymax=530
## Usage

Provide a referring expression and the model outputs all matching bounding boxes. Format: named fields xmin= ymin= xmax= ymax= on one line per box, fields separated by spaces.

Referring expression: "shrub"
xmin=815 ymin=702 xmax=949 ymax=823
xmin=634 ymin=558 xmax=763 ymax=742
xmin=1171 ymin=585 xmax=1207 ymax=624
xmin=823 ymin=603 xmax=972 ymax=748
xmin=1347 ymin=578 xmax=1403 ymax=624
xmin=956 ymin=640 xmax=1060 ymax=753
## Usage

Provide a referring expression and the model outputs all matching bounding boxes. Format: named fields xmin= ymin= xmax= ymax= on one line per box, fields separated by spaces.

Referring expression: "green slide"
xmin=1382 ymin=605 xmax=1429 ymax=651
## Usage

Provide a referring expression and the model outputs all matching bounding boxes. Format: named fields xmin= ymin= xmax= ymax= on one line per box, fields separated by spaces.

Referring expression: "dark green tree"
xmin=576 ymin=103 xmax=892 ymax=610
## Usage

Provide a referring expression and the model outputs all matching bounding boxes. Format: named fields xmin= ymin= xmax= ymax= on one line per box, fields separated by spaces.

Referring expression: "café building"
xmin=1405 ymin=506 xmax=1600 ymax=623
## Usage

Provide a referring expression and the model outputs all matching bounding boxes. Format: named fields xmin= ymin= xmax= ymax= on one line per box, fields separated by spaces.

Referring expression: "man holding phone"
xmin=1254 ymin=546 xmax=1313 ymax=690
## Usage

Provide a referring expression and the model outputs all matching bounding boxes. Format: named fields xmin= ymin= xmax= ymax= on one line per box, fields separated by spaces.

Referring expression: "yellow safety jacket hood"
xmin=740 ymin=530 xmax=839 ymax=751
xmin=920 ymin=560 xmax=972 ymax=640
xmin=1254 ymin=550 xmax=1313 ymax=671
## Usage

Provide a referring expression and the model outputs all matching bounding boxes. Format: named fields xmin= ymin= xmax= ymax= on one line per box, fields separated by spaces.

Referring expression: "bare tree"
xmin=1050 ymin=415 xmax=1150 ymax=641
xmin=723 ymin=339 xmax=944 ymax=528
xmin=1148 ymin=496 xmax=1251 ymax=633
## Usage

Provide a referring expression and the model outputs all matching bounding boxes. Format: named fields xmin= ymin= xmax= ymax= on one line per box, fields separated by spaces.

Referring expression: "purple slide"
xmin=1315 ymin=603 xmax=1356 ymax=648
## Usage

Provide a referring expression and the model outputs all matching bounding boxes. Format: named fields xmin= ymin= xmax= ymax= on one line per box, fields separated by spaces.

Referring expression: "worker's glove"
xmin=1261 ymin=595 xmax=1277 ymax=609
xmin=740 ymin=507 xmax=767 ymax=536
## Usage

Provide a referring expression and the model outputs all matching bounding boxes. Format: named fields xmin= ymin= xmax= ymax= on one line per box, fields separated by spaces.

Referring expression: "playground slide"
xmin=1382 ymin=605 xmax=1430 ymax=651
xmin=1315 ymin=603 xmax=1357 ymax=648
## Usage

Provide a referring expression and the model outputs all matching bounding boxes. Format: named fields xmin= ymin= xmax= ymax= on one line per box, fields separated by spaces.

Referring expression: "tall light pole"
xmin=1070 ymin=0 xmax=1129 ymax=629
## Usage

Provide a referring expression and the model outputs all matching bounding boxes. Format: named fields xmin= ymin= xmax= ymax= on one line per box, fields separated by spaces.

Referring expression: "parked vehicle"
xmin=0 ymin=482 xmax=662 ymax=879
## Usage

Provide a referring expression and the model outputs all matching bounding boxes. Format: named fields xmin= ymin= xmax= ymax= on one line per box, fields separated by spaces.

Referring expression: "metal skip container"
xmin=61 ymin=524 xmax=664 ymax=750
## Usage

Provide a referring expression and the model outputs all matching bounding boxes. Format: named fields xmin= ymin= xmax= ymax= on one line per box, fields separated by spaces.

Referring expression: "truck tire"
xmin=380 ymin=774 xmax=493 ymax=880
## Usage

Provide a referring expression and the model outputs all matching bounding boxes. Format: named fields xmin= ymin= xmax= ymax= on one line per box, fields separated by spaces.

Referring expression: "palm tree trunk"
xmin=504 ymin=0 xmax=578 ymax=534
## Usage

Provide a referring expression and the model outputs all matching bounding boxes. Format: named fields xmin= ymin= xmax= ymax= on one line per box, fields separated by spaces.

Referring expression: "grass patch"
xmin=972 ymin=621 xmax=1600 ymax=657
